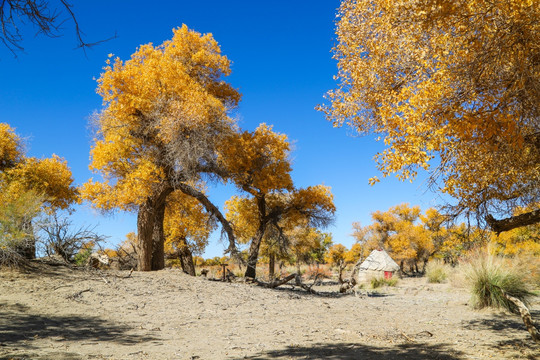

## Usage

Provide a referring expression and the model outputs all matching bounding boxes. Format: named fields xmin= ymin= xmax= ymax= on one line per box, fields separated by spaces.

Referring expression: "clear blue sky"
xmin=1 ymin=0 xmax=442 ymax=257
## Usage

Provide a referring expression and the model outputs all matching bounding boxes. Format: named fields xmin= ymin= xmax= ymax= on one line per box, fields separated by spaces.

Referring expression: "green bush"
xmin=466 ymin=254 xmax=535 ymax=314
xmin=73 ymin=248 xmax=93 ymax=266
xmin=370 ymin=276 xmax=398 ymax=288
xmin=426 ymin=260 xmax=450 ymax=283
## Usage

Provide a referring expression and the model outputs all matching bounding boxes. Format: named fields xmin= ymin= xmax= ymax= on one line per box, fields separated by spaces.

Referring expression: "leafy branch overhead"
xmin=321 ymin=0 xmax=540 ymax=231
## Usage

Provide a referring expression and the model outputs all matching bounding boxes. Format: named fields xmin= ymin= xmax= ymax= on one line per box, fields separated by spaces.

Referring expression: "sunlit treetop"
xmin=7 ymin=156 xmax=79 ymax=210
xmin=0 ymin=123 xmax=22 ymax=171
xmin=0 ymin=123 xmax=78 ymax=211
xmin=220 ymin=123 xmax=293 ymax=195
xmin=83 ymin=25 xmax=241 ymax=211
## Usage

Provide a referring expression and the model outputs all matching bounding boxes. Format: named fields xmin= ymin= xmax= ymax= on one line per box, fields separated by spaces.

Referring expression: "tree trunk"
xmin=245 ymin=229 xmax=264 ymax=279
xmin=245 ymin=195 xmax=267 ymax=279
xmin=21 ymin=219 xmax=35 ymax=260
xmin=178 ymin=237 xmax=196 ymax=276
xmin=268 ymin=253 xmax=275 ymax=280
xmin=137 ymin=185 xmax=173 ymax=271
xmin=151 ymin=201 xmax=166 ymax=271
xmin=137 ymin=201 xmax=154 ymax=271
xmin=501 ymin=290 xmax=540 ymax=343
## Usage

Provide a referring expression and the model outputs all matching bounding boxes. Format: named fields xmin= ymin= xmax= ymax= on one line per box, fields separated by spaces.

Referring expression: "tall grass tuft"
xmin=425 ymin=260 xmax=450 ymax=283
xmin=466 ymin=253 xmax=536 ymax=314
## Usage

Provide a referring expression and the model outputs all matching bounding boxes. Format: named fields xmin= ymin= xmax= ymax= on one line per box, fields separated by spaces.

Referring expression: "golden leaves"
xmin=220 ymin=124 xmax=293 ymax=194
xmin=84 ymin=25 xmax=240 ymax=210
xmin=323 ymin=0 xmax=540 ymax=218
xmin=0 ymin=123 xmax=78 ymax=212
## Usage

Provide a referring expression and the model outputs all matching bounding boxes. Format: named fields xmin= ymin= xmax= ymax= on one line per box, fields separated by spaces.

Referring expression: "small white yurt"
xmin=356 ymin=249 xmax=400 ymax=283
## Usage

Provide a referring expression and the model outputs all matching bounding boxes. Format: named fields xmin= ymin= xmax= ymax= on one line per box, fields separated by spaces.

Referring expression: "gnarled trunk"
xmin=245 ymin=228 xmax=264 ymax=279
xmin=137 ymin=201 xmax=154 ymax=271
xmin=486 ymin=209 xmax=540 ymax=234
xmin=151 ymin=201 xmax=166 ymax=271
xmin=137 ymin=185 xmax=173 ymax=271
xmin=178 ymin=242 xmax=196 ymax=276
xmin=176 ymin=182 xmax=237 ymax=255
xmin=245 ymin=195 xmax=267 ymax=279
xmin=268 ymin=253 xmax=275 ymax=280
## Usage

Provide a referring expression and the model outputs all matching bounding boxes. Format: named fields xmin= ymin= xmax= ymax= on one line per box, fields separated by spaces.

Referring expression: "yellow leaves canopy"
xmin=220 ymin=123 xmax=293 ymax=195
xmin=323 ymin=0 xmax=540 ymax=222
xmin=83 ymin=25 xmax=240 ymax=211
xmin=0 ymin=123 xmax=78 ymax=212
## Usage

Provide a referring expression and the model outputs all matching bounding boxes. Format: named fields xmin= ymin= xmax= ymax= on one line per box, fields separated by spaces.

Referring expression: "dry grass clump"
xmin=463 ymin=253 xmax=536 ymax=314
xmin=425 ymin=260 xmax=451 ymax=283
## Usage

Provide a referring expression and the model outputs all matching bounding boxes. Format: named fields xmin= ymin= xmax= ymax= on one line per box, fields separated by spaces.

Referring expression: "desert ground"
xmin=1 ymin=261 xmax=538 ymax=360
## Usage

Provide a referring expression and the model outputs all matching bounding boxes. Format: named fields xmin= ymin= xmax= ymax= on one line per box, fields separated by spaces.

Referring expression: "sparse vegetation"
xmin=0 ymin=190 xmax=42 ymax=267
xmin=465 ymin=253 xmax=536 ymax=314
xmin=426 ymin=260 xmax=450 ymax=283
xmin=370 ymin=276 xmax=398 ymax=289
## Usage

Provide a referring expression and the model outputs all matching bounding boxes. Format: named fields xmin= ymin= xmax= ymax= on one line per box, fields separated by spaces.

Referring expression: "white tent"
xmin=356 ymin=249 xmax=400 ymax=283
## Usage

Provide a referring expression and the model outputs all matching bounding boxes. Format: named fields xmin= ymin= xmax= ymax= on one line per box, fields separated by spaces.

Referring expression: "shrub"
xmin=0 ymin=190 xmax=42 ymax=267
xmin=425 ymin=260 xmax=450 ymax=283
xmin=37 ymin=213 xmax=106 ymax=263
xmin=370 ymin=276 xmax=398 ymax=288
xmin=73 ymin=248 xmax=93 ymax=266
xmin=466 ymin=253 xmax=536 ymax=313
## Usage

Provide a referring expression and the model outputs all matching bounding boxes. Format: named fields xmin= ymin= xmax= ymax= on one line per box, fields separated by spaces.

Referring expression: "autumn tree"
xmin=322 ymin=0 xmax=540 ymax=232
xmin=0 ymin=123 xmax=78 ymax=260
xmin=222 ymin=126 xmax=336 ymax=278
xmin=83 ymin=26 xmax=241 ymax=271
xmin=287 ymin=226 xmax=332 ymax=274
xmin=324 ymin=243 xmax=347 ymax=267
xmin=226 ymin=186 xmax=335 ymax=279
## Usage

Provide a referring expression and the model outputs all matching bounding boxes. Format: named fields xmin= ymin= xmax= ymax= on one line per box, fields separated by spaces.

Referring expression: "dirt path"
xmin=0 ymin=262 xmax=538 ymax=359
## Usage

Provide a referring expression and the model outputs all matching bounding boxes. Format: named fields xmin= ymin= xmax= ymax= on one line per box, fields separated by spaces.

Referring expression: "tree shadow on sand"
xmin=0 ymin=302 xmax=158 ymax=349
xmin=463 ymin=314 xmax=540 ymax=355
xmin=240 ymin=342 xmax=465 ymax=360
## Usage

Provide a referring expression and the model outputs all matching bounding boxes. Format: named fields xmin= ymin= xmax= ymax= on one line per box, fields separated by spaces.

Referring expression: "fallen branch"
xmin=256 ymin=274 xmax=297 ymax=288
xmin=500 ymin=289 xmax=540 ymax=343
xmin=66 ymin=288 xmax=90 ymax=300
xmin=253 ymin=273 xmax=319 ymax=294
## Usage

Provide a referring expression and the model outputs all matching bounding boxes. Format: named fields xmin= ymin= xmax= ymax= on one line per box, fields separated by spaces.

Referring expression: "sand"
xmin=1 ymin=260 xmax=538 ymax=359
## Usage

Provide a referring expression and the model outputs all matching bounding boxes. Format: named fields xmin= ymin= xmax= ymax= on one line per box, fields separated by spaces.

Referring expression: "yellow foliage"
xmin=492 ymin=224 xmax=540 ymax=256
xmin=224 ymin=195 xmax=258 ymax=244
xmin=220 ymin=124 xmax=293 ymax=194
xmin=344 ymin=243 xmax=363 ymax=264
xmin=0 ymin=123 xmax=22 ymax=171
xmin=323 ymin=0 xmax=540 ymax=221
xmin=325 ymin=243 xmax=347 ymax=266
xmin=8 ymin=156 xmax=79 ymax=210
xmin=164 ymin=190 xmax=216 ymax=256
xmin=0 ymin=123 xmax=78 ymax=212
xmin=83 ymin=25 xmax=240 ymax=211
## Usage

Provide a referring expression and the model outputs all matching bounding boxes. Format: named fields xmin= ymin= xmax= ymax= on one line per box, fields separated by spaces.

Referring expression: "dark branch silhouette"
xmin=1 ymin=0 xmax=115 ymax=55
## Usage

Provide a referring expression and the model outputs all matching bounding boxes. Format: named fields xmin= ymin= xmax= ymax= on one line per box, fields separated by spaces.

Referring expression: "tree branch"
xmin=486 ymin=209 xmax=540 ymax=234
xmin=175 ymin=182 xmax=238 ymax=256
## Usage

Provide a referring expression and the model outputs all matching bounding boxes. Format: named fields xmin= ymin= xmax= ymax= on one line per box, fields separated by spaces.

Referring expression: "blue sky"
xmin=1 ymin=1 xmax=442 ymax=257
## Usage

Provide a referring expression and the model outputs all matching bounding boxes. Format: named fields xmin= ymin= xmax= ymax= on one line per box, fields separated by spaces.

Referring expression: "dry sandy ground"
xmin=0 ymin=261 xmax=538 ymax=360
